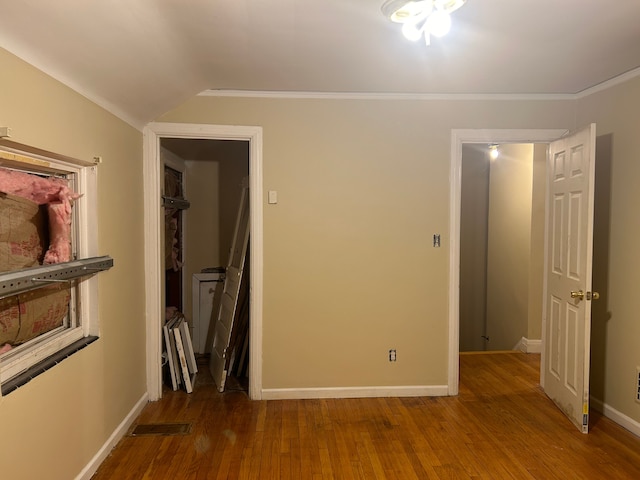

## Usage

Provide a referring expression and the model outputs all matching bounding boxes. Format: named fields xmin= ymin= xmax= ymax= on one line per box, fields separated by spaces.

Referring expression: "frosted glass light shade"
xmin=402 ymin=22 xmax=424 ymax=41
xmin=426 ymin=10 xmax=451 ymax=37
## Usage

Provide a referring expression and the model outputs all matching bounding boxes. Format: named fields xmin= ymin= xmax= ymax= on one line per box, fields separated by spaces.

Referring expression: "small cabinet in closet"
xmin=191 ymin=272 xmax=224 ymax=354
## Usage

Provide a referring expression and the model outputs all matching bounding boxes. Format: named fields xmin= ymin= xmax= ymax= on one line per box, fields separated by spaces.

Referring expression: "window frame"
xmin=0 ymin=143 xmax=99 ymax=387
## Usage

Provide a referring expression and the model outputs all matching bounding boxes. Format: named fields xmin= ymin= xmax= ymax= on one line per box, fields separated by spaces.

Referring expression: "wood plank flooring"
xmin=92 ymin=353 xmax=640 ymax=479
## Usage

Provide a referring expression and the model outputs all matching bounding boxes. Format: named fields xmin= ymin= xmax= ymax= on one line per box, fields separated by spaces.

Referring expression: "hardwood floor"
xmin=92 ymin=353 xmax=640 ymax=479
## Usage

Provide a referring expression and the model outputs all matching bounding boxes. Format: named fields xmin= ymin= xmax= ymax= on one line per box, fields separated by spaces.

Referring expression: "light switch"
xmin=268 ymin=190 xmax=278 ymax=204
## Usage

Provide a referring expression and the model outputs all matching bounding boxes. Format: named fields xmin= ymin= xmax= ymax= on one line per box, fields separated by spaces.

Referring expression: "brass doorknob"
xmin=570 ymin=290 xmax=600 ymax=301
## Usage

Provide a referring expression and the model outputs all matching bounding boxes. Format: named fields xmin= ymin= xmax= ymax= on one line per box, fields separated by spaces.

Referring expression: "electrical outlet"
xmin=636 ymin=367 xmax=640 ymax=403
xmin=389 ymin=349 xmax=396 ymax=362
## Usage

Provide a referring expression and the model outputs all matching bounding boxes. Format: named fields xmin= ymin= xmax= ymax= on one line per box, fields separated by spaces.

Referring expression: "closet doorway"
xmin=161 ymin=137 xmax=249 ymax=359
xmin=143 ymin=122 xmax=264 ymax=401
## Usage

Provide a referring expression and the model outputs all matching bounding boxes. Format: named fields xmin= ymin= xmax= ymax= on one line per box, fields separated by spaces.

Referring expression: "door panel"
xmin=549 ymin=295 xmax=561 ymax=379
xmin=209 ymin=180 xmax=250 ymax=392
xmin=542 ymin=124 xmax=596 ymax=433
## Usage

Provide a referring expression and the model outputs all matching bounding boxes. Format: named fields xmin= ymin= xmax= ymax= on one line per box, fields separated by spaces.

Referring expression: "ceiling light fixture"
xmin=382 ymin=0 xmax=466 ymax=46
xmin=489 ymin=144 xmax=499 ymax=160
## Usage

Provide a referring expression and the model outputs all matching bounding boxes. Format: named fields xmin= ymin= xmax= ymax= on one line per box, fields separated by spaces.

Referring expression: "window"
xmin=0 ymin=142 xmax=108 ymax=392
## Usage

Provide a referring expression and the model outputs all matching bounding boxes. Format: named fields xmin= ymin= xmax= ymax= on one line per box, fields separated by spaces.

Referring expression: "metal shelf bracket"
xmin=162 ymin=195 xmax=190 ymax=210
xmin=0 ymin=256 xmax=114 ymax=299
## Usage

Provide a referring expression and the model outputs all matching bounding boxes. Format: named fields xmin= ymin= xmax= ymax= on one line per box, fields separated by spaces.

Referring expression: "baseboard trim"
xmin=513 ymin=337 xmax=542 ymax=353
xmin=261 ymin=385 xmax=449 ymax=400
xmin=75 ymin=392 xmax=149 ymax=480
xmin=590 ymin=396 xmax=640 ymax=438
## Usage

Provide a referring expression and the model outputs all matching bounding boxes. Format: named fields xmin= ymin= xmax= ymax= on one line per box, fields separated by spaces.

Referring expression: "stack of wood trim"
xmin=163 ymin=312 xmax=197 ymax=393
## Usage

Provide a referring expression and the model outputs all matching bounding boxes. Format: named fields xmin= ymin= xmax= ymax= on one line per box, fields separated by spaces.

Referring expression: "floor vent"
xmin=130 ymin=423 xmax=192 ymax=437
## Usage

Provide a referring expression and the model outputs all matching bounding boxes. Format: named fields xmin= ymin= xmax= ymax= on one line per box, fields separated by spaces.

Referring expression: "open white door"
xmin=209 ymin=179 xmax=250 ymax=392
xmin=542 ymin=124 xmax=596 ymax=433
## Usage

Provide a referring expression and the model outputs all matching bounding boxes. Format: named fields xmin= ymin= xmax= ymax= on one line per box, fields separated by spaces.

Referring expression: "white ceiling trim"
xmin=200 ymin=65 xmax=640 ymax=102
xmin=576 ymin=65 xmax=640 ymax=99
xmin=199 ymin=89 xmax=576 ymax=102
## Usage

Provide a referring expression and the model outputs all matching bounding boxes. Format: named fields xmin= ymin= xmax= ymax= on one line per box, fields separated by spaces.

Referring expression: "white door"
xmin=542 ymin=124 xmax=596 ymax=433
xmin=209 ymin=180 xmax=250 ymax=392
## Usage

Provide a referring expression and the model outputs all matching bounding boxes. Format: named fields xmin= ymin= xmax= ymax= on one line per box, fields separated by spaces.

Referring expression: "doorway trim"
xmin=448 ymin=128 xmax=567 ymax=395
xmin=143 ymin=122 xmax=263 ymax=401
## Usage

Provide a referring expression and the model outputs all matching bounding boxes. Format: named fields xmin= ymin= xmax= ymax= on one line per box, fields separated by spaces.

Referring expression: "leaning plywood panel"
xmin=173 ymin=318 xmax=195 ymax=393
xmin=163 ymin=316 xmax=180 ymax=390
xmin=179 ymin=319 xmax=198 ymax=374
xmin=210 ymin=181 xmax=249 ymax=392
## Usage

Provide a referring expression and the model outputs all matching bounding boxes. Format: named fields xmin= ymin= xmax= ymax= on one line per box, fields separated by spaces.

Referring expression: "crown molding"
xmin=575 ymin=65 xmax=640 ymax=98
xmin=198 ymin=89 xmax=575 ymax=101
xmin=200 ymin=67 xmax=640 ymax=102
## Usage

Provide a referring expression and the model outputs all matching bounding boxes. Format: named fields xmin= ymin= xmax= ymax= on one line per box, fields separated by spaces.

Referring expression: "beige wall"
xmin=160 ymin=89 xmax=640 ymax=426
xmin=460 ymin=143 xmax=545 ymax=352
xmin=576 ymin=78 xmax=640 ymax=423
xmin=184 ymin=159 xmax=220 ymax=321
xmin=486 ymin=144 xmax=534 ymax=350
xmin=215 ymin=144 xmax=250 ymax=264
xmin=159 ymin=96 xmax=575 ymax=389
xmin=181 ymin=146 xmax=247 ymax=325
xmin=459 ymin=144 xmax=490 ymax=352
xmin=0 ymin=48 xmax=145 ymax=480
xmin=527 ymin=144 xmax=547 ymax=340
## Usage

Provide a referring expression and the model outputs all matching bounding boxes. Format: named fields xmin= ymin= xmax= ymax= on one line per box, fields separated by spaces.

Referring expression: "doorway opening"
xmin=161 ymin=138 xmax=250 ymax=393
xmin=143 ymin=122 xmax=263 ymax=401
xmin=451 ymin=126 xmax=605 ymax=434
xmin=448 ymin=129 xmax=567 ymax=395
xmin=459 ymin=143 xmax=547 ymax=354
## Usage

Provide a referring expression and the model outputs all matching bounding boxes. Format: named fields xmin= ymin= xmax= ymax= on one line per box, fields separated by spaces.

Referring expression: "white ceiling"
xmin=1 ymin=0 xmax=640 ymax=129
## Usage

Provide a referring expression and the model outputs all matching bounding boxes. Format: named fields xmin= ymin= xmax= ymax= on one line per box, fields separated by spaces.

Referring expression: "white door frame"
xmin=448 ymin=128 xmax=567 ymax=395
xmin=143 ymin=122 xmax=263 ymax=401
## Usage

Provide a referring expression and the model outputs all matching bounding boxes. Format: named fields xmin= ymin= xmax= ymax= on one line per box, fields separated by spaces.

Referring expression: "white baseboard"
xmin=513 ymin=337 xmax=542 ymax=353
xmin=590 ymin=396 xmax=640 ymax=438
xmin=75 ymin=392 xmax=149 ymax=480
xmin=261 ymin=385 xmax=448 ymax=400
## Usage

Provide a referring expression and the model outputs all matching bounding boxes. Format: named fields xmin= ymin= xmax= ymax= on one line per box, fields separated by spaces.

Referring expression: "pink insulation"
xmin=0 ymin=168 xmax=81 ymax=263
xmin=44 ymin=202 xmax=73 ymax=263
xmin=0 ymin=343 xmax=12 ymax=354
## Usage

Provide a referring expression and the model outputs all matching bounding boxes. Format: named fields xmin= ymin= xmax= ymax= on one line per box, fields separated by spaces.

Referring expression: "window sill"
xmin=1 ymin=336 xmax=98 ymax=396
